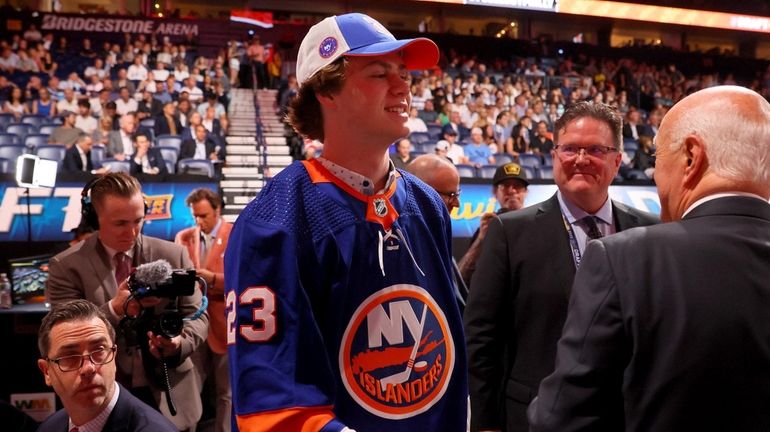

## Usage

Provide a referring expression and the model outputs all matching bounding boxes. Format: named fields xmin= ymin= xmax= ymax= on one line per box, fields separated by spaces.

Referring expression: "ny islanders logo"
xmin=339 ymin=285 xmax=454 ymax=419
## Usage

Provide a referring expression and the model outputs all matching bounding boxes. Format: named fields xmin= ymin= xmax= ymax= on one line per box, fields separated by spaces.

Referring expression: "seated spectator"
xmin=622 ymin=108 xmax=646 ymax=141
xmin=39 ymin=48 xmax=57 ymax=76
xmin=129 ymin=131 xmax=167 ymax=176
xmin=418 ymin=99 xmax=439 ymax=124
xmin=114 ymin=68 xmax=136 ymax=94
xmin=406 ymin=107 xmax=428 ymax=133
xmin=136 ymin=89 xmax=162 ymax=120
xmin=56 ymin=88 xmax=79 ymax=114
xmin=180 ymin=77 xmax=203 ymax=103
xmin=438 ymin=127 xmax=468 ymax=165
xmin=152 ymin=61 xmax=170 ymax=82
xmin=107 ymin=113 xmax=136 ymax=160
xmin=197 ymin=93 xmax=225 ymax=118
xmin=126 ymin=56 xmax=148 ymax=83
xmin=3 ymin=87 xmax=28 ymax=121
xmin=17 ymin=49 xmax=39 ymax=72
xmin=33 ymin=87 xmax=57 ymax=118
xmin=85 ymin=74 xmax=104 ymax=97
xmin=62 ymin=133 xmax=109 ymax=174
xmin=115 ymin=87 xmax=138 ymax=117
xmin=529 ymin=120 xmax=554 ymax=160
xmin=23 ymin=23 xmax=42 ymax=42
xmin=443 ymin=110 xmax=470 ymax=140
xmin=78 ymin=37 xmax=97 ymax=58
xmin=177 ymin=98 xmax=192 ymax=127
xmin=492 ymin=110 xmax=514 ymax=151
xmin=83 ymin=58 xmax=107 ymax=80
xmin=49 ymin=111 xmax=84 ymax=147
xmin=93 ymin=116 xmax=113 ymax=146
xmin=465 ymin=127 xmax=495 ymax=167
xmin=0 ymin=47 xmax=20 ymax=73
xmin=62 ymin=72 xmax=87 ymax=94
xmin=154 ymin=101 xmax=182 ymax=136
xmin=180 ymin=124 xmax=222 ymax=165
xmin=201 ymin=106 xmax=223 ymax=137
xmin=137 ymin=72 xmax=158 ymax=94
xmin=75 ymin=99 xmax=98 ymax=136
xmin=24 ymin=75 xmax=43 ymax=101
xmin=634 ymin=134 xmax=656 ymax=177
xmin=434 ymin=141 xmax=453 ymax=163
xmin=390 ymin=138 xmax=414 ymax=170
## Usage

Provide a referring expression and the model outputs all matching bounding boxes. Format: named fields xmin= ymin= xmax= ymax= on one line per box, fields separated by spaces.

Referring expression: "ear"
xmin=315 ymin=92 xmax=337 ymax=110
xmin=682 ymin=135 xmax=707 ymax=187
xmin=37 ymin=359 xmax=52 ymax=387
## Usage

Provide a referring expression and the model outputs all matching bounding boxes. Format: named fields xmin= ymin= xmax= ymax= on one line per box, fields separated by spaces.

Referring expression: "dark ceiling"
xmin=630 ymin=1 xmax=770 ymax=16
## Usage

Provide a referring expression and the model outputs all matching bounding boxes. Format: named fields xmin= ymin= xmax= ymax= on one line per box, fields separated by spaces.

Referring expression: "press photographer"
xmin=46 ymin=173 xmax=209 ymax=432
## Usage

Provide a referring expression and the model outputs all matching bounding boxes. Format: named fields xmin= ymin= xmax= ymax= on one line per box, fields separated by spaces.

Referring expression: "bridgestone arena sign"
xmin=40 ymin=13 xmax=199 ymax=36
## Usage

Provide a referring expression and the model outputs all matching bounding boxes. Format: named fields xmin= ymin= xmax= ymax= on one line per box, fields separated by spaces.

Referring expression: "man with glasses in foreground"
xmin=36 ymin=300 xmax=177 ymax=432
xmin=464 ymin=101 xmax=659 ymax=432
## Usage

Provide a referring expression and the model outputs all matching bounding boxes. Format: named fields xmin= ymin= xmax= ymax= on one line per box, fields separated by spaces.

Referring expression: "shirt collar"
xmin=557 ymin=190 xmax=614 ymax=226
xmin=683 ymin=192 xmax=768 ymax=217
xmin=316 ymin=157 xmax=397 ymax=196
xmin=204 ymin=218 xmax=223 ymax=239
xmin=68 ymin=382 xmax=120 ymax=432
xmin=101 ymin=240 xmax=135 ymax=261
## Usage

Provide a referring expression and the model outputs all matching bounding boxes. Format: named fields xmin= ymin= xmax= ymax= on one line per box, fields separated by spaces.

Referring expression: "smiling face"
xmin=552 ymin=116 xmax=622 ymax=212
xmin=327 ymin=53 xmax=411 ymax=146
xmin=37 ymin=317 xmax=116 ymax=423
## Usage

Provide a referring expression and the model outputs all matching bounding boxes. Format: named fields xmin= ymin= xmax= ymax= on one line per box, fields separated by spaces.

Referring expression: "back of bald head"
xmin=663 ymin=85 xmax=770 ymax=189
xmin=406 ymin=154 xmax=458 ymax=187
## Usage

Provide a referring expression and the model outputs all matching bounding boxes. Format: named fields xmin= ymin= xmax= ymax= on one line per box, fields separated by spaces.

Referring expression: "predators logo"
xmin=339 ymin=285 xmax=454 ymax=419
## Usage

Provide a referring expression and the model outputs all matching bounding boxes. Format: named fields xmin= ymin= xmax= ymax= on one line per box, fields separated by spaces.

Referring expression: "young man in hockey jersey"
xmin=225 ymin=13 xmax=468 ymax=432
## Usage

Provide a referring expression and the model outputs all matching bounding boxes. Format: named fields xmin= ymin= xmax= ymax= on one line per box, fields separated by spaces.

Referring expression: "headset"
xmin=80 ymin=175 xmax=149 ymax=230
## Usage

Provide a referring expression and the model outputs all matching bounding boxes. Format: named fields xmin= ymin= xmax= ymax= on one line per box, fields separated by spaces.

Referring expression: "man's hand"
xmin=147 ymin=331 xmax=183 ymax=359
xmin=114 ymin=153 xmax=126 ymax=161
xmin=110 ymin=279 xmax=161 ymax=318
xmin=196 ymin=268 xmax=215 ymax=287
xmin=477 ymin=212 xmax=497 ymax=242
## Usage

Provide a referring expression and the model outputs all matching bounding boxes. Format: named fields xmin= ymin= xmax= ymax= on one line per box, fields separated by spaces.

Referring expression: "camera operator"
xmin=46 ymin=172 xmax=208 ymax=432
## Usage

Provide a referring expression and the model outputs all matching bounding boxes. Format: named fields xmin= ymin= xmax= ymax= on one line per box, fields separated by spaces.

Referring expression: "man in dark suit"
xmin=464 ymin=101 xmax=659 ymax=432
xmin=154 ymin=101 xmax=182 ymax=137
xmin=529 ymin=86 xmax=770 ymax=431
xmin=179 ymin=124 xmax=220 ymax=162
xmin=46 ymin=173 xmax=207 ymax=431
xmin=62 ymin=133 xmax=109 ymax=174
xmin=36 ymin=300 xmax=177 ymax=432
xmin=129 ymin=131 xmax=168 ymax=177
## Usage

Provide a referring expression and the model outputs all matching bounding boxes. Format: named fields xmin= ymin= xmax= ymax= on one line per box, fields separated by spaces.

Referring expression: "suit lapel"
xmin=204 ymin=220 xmax=230 ymax=269
xmin=612 ymin=200 xmax=640 ymax=231
xmin=88 ymin=236 xmax=118 ymax=298
xmin=537 ymin=194 xmax=576 ymax=276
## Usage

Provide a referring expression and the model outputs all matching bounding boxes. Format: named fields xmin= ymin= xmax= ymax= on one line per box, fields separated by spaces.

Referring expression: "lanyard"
xmin=562 ymin=213 xmax=582 ymax=269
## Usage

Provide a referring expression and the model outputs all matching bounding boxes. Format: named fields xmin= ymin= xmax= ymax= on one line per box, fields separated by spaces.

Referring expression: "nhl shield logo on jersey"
xmin=373 ymin=198 xmax=388 ymax=217
xmin=339 ymin=285 xmax=455 ymax=419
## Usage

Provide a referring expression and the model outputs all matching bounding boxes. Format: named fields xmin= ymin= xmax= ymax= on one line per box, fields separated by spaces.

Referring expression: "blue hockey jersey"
xmin=224 ymin=159 xmax=468 ymax=431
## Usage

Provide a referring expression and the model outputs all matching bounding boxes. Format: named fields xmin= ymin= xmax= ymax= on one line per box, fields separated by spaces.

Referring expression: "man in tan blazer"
xmin=175 ymin=188 xmax=232 ymax=432
xmin=46 ymin=173 xmax=208 ymax=431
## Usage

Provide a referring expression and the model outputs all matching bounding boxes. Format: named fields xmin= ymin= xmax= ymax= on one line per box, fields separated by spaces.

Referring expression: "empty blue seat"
xmin=537 ymin=166 xmax=554 ymax=179
xmin=100 ymin=159 xmax=131 ymax=173
xmin=139 ymin=117 xmax=156 ymax=129
xmin=478 ymin=165 xmax=498 ymax=179
xmin=35 ymin=145 xmax=67 ymax=167
xmin=24 ymin=134 xmax=50 ymax=150
xmin=493 ymin=153 xmax=513 ymax=166
xmin=522 ymin=166 xmax=536 ymax=179
xmin=91 ymin=145 xmax=106 ymax=168
xmin=0 ymin=113 xmax=14 ymax=129
xmin=37 ymin=124 xmax=58 ymax=135
xmin=5 ymin=123 xmax=35 ymax=141
xmin=455 ymin=164 xmax=476 ymax=178
xmin=0 ymin=144 xmax=27 ymax=163
xmin=177 ymin=158 xmax=214 ymax=178
xmin=409 ymin=132 xmax=432 ymax=144
xmin=0 ymin=157 xmax=10 ymax=174
xmin=20 ymin=115 xmax=47 ymax=129
xmin=158 ymin=146 xmax=179 ymax=174
xmin=518 ymin=153 xmax=542 ymax=170
xmin=426 ymin=124 xmax=443 ymax=140
xmin=0 ymin=133 xmax=21 ymax=145
xmin=156 ymin=134 xmax=182 ymax=152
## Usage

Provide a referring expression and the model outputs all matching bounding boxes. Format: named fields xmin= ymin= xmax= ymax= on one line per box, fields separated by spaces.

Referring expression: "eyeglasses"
xmin=46 ymin=346 xmax=117 ymax=372
xmin=439 ymin=190 xmax=461 ymax=200
xmin=555 ymin=144 xmax=618 ymax=158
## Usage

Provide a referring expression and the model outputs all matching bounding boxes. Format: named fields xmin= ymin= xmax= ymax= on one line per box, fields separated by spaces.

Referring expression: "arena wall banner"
xmin=40 ymin=13 xmax=201 ymax=36
xmin=0 ymin=182 xmax=216 ymax=242
xmin=450 ymin=183 xmax=662 ymax=237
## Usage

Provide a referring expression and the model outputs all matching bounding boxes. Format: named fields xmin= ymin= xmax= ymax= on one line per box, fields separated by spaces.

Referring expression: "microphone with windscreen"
xmin=128 ymin=259 xmax=196 ymax=299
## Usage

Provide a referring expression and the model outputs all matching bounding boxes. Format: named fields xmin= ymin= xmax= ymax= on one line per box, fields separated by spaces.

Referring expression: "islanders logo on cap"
xmin=339 ymin=285 xmax=454 ymax=419
xmin=504 ymin=163 xmax=521 ymax=175
xmin=319 ymin=36 xmax=338 ymax=58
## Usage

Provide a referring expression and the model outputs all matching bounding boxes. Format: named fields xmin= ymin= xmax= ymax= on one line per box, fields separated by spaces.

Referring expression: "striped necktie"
xmin=582 ymin=216 xmax=604 ymax=241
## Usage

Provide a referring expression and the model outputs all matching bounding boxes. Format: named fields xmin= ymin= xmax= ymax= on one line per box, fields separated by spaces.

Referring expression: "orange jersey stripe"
xmin=236 ymin=406 xmax=336 ymax=432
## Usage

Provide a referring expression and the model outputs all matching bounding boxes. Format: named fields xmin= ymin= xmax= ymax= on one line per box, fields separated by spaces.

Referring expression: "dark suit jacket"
xmin=129 ymin=147 xmax=168 ymax=176
xmin=529 ymin=196 xmax=770 ymax=432
xmin=37 ymin=384 xmax=178 ymax=432
xmin=46 ymin=234 xmax=208 ymax=430
xmin=464 ymin=194 xmax=659 ymax=432
xmin=153 ymin=114 xmax=182 ymax=137
xmin=62 ymin=145 xmax=93 ymax=173
xmin=179 ymin=137 xmax=217 ymax=161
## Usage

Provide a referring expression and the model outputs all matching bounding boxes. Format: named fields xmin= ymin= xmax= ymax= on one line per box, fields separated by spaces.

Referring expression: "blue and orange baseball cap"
xmin=296 ymin=13 xmax=439 ymax=86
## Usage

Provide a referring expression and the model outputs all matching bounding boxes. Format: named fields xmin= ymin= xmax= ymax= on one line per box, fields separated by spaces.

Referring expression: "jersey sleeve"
xmin=224 ymin=217 xmax=346 ymax=432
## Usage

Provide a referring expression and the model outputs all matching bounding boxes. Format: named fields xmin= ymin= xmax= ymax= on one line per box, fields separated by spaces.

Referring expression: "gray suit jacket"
xmin=464 ymin=193 xmax=659 ymax=432
xmin=107 ymin=130 xmax=130 ymax=158
xmin=45 ymin=234 xmax=208 ymax=430
xmin=529 ymin=196 xmax=770 ymax=431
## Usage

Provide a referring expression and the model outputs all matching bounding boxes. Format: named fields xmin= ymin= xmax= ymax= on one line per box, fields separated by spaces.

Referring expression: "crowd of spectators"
xmin=0 ymin=24 xmax=246 ymax=179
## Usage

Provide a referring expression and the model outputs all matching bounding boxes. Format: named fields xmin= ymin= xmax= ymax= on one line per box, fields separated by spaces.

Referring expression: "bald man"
xmin=529 ymin=86 xmax=770 ymax=431
xmin=407 ymin=154 xmax=467 ymax=309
